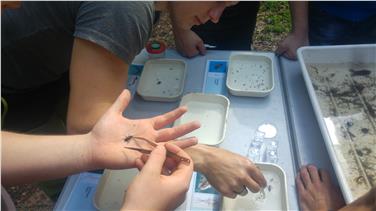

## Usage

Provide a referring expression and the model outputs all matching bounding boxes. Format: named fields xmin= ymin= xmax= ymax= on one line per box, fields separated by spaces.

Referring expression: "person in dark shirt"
xmin=2 ymin=1 xmax=267 ymax=201
xmin=173 ymin=2 xmax=260 ymax=57
xmin=277 ymin=1 xmax=376 ymax=60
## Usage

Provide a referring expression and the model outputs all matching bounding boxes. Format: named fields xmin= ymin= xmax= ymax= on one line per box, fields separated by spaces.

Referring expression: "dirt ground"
xmin=5 ymin=8 xmax=289 ymax=210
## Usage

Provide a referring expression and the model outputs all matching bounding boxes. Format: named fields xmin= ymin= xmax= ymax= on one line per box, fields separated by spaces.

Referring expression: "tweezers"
xmin=124 ymin=136 xmax=190 ymax=164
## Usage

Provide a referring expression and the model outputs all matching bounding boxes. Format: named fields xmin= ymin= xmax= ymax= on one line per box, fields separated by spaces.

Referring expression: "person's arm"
xmin=169 ymin=1 xmax=237 ymax=58
xmin=67 ymin=37 xmax=128 ymax=134
xmin=276 ymin=1 xmax=309 ymax=60
xmin=1 ymin=90 xmax=200 ymax=187
xmin=122 ymin=143 xmax=193 ymax=210
xmin=185 ymin=144 xmax=267 ymax=198
xmin=173 ymin=28 xmax=207 ymax=58
xmin=1 ymin=131 xmax=92 ymax=186
xmin=1 ymin=1 xmax=21 ymax=10
xmin=340 ymin=187 xmax=376 ymax=211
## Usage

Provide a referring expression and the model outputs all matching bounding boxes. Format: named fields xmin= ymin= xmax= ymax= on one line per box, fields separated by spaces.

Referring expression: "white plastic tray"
xmin=93 ymin=169 xmax=138 ymax=210
xmin=174 ymin=93 xmax=230 ymax=146
xmin=137 ymin=59 xmax=186 ymax=102
xmin=298 ymin=44 xmax=376 ymax=202
xmin=226 ymin=52 xmax=274 ymax=97
xmin=221 ymin=163 xmax=289 ymax=210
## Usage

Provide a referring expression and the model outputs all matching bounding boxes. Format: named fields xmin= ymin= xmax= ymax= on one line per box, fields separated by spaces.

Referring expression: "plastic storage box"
xmin=298 ymin=44 xmax=376 ymax=202
xmin=174 ymin=93 xmax=230 ymax=146
xmin=226 ymin=52 xmax=274 ymax=97
xmin=137 ymin=59 xmax=186 ymax=102
xmin=221 ymin=163 xmax=289 ymax=210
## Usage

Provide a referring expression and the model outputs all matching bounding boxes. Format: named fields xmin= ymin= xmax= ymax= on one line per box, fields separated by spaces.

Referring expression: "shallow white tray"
xmin=221 ymin=163 xmax=289 ymax=211
xmin=137 ymin=59 xmax=186 ymax=102
xmin=298 ymin=44 xmax=376 ymax=203
xmin=226 ymin=52 xmax=274 ymax=97
xmin=174 ymin=93 xmax=230 ymax=146
xmin=93 ymin=169 xmax=138 ymax=211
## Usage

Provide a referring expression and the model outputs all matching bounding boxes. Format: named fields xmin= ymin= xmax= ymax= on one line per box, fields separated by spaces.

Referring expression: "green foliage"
xmin=253 ymin=1 xmax=292 ymax=50
xmin=260 ymin=1 xmax=291 ymax=34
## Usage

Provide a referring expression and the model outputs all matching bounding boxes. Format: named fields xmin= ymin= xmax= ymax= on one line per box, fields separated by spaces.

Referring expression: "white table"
xmin=55 ymin=50 xmax=337 ymax=211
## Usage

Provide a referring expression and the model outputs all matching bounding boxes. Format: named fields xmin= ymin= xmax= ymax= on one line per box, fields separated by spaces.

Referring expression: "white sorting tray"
xmin=137 ymin=59 xmax=186 ymax=102
xmin=226 ymin=52 xmax=274 ymax=97
xmin=174 ymin=93 xmax=230 ymax=146
xmin=93 ymin=169 xmax=138 ymax=211
xmin=298 ymin=44 xmax=376 ymax=202
xmin=221 ymin=163 xmax=289 ymax=211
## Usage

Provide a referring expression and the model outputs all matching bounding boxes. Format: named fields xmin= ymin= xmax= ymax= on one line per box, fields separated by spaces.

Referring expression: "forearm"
xmin=289 ymin=1 xmax=308 ymax=36
xmin=1 ymin=131 xmax=93 ymax=186
xmin=67 ymin=37 xmax=129 ymax=134
xmin=185 ymin=144 xmax=212 ymax=173
xmin=340 ymin=187 xmax=376 ymax=211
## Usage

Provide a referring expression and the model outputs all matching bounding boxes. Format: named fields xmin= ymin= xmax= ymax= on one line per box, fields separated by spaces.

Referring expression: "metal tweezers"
xmin=123 ymin=136 xmax=190 ymax=164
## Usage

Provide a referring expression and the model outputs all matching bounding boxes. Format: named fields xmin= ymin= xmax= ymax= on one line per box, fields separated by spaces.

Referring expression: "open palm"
xmin=87 ymin=90 xmax=200 ymax=170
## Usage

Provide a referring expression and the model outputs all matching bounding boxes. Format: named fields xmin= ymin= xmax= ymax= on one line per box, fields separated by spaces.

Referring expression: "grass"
xmin=151 ymin=1 xmax=292 ymax=52
xmin=253 ymin=1 xmax=291 ymax=51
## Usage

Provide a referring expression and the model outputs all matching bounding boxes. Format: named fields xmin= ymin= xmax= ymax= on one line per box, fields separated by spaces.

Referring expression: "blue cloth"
xmin=309 ymin=2 xmax=376 ymax=45
xmin=311 ymin=1 xmax=376 ymax=22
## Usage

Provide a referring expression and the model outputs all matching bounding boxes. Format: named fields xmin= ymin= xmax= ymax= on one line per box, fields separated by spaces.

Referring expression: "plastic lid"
xmin=151 ymin=42 xmax=160 ymax=49
xmin=146 ymin=41 xmax=166 ymax=54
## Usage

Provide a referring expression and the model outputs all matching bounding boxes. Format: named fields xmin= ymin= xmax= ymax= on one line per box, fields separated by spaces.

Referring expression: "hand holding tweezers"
xmin=123 ymin=136 xmax=191 ymax=164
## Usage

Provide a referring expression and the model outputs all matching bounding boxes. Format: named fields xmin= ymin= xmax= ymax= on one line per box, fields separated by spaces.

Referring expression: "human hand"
xmin=296 ymin=165 xmax=345 ymax=211
xmin=122 ymin=143 xmax=193 ymax=210
xmin=174 ymin=28 xmax=206 ymax=58
xmin=276 ymin=32 xmax=308 ymax=60
xmin=86 ymin=89 xmax=200 ymax=170
xmin=188 ymin=145 xmax=266 ymax=198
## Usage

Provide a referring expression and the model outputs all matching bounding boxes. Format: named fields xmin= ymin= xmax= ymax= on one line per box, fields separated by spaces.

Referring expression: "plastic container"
xmin=93 ymin=169 xmax=138 ymax=211
xmin=173 ymin=93 xmax=230 ymax=146
xmin=146 ymin=41 xmax=166 ymax=58
xmin=226 ymin=52 xmax=274 ymax=97
xmin=297 ymin=44 xmax=376 ymax=203
xmin=221 ymin=163 xmax=289 ymax=211
xmin=137 ymin=59 xmax=187 ymax=102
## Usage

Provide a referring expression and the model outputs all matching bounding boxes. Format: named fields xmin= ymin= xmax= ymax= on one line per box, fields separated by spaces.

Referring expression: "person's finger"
xmin=140 ymin=151 xmax=178 ymax=173
xmin=111 ymin=89 xmax=131 ymax=114
xmin=185 ymin=48 xmax=199 ymax=58
xmin=296 ymin=172 xmax=306 ymax=192
xmin=135 ymin=158 xmax=145 ymax=171
xmin=152 ymin=106 xmax=188 ymax=129
xmin=319 ymin=168 xmax=331 ymax=184
xmin=140 ymin=145 xmax=166 ymax=176
xmin=243 ymin=176 xmax=261 ymax=193
xmin=197 ymin=40 xmax=207 ymax=55
xmin=140 ymin=154 xmax=149 ymax=163
xmin=248 ymin=166 xmax=267 ymax=188
xmin=208 ymin=4 xmax=226 ymax=23
xmin=290 ymin=51 xmax=297 ymax=60
xmin=141 ymin=152 xmax=179 ymax=175
xmin=156 ymin=121 xmax=201 ymax=142
xmin=275 ymin=45 xmax=287 ymax=56
xmin=300 ymin=166 xmax=312 ymax=188
xmin=224 ymin=191 xmax=237 ymax=199
xmin=170 ymin=137 xmax=198 ymax=149
xmin=307 ymin=165 xmax=320 ymax=183
xmin=164 ymin=143 xmax=193 ymax=179
xmin=163 ymin=157 xmax=178 ymax=172
xmin=284 ymin=50 xmax=297 ymax=60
